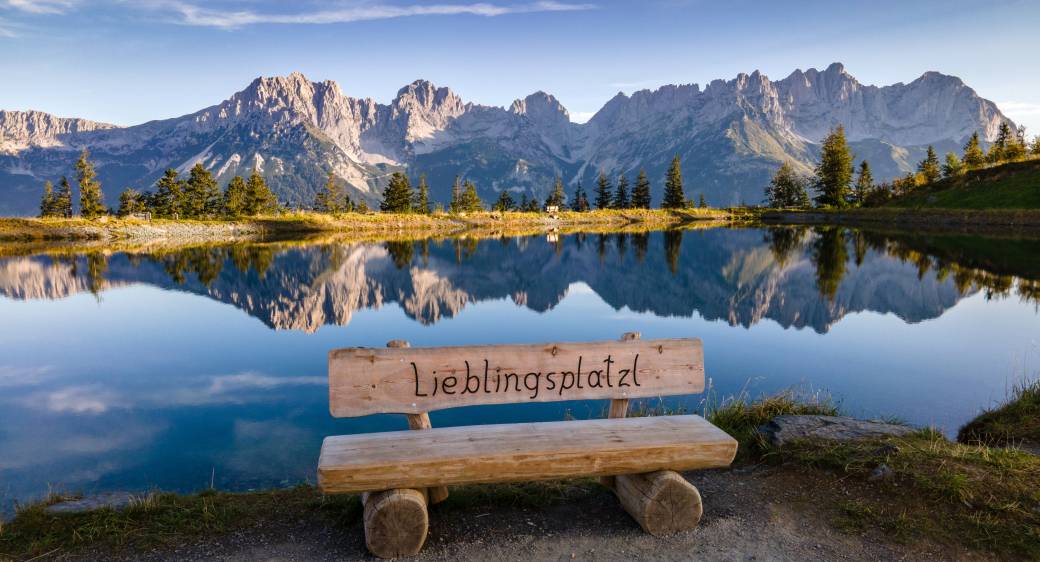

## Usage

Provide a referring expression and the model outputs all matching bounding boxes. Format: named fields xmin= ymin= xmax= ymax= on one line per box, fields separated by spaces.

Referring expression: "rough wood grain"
xmin=318 ymin=415 xmax=737 ymax=493
xmin=601 ymin=332 xmax=638 ymax=488
xmin=329 ymin=338 xmax=704 ymax=417
xmin=615 ymin=470 xmax=703 ymax=536
xmin=388 ymin=340 xmax=450 ymax=505
xmin=362 ymin=488 xmax=429 ymax=558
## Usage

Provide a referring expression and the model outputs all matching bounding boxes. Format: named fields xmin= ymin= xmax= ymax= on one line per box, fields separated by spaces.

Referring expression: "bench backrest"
xmin=328 ymin=337 xmax=704 ymax=417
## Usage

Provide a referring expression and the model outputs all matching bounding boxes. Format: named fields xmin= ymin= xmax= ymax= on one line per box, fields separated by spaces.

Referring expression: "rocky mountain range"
xmin=0 ymin=63 xmax=1013 ymax=215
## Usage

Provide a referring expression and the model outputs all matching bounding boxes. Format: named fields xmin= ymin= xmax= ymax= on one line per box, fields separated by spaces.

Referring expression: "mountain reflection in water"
xmin=1 ymin=227 xmax=1037 ymax=334
xmin=1 ymin=225 xmax=1038 ymax=513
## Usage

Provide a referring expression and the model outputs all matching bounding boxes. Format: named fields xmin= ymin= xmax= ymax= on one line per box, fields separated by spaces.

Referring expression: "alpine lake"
xmin=1 ymin=224 xmax=1038 ymax=513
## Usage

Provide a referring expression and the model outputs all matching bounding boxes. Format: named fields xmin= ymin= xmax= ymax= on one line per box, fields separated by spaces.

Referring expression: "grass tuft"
xmin=958 ymin=377 xmax=1040 ymax=450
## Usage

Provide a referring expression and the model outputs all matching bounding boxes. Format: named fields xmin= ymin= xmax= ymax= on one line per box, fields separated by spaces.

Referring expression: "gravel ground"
xmin=64 ymin=468 xmax=986 ymax=562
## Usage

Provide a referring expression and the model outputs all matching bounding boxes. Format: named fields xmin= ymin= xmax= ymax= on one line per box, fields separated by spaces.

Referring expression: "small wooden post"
xmin=608 ymin=332 xmax=704 ymax=536
xmin=600 ymin=331 xmax=640 ymax=488
xmin=387 ymin=340 xmax=449 ymax=506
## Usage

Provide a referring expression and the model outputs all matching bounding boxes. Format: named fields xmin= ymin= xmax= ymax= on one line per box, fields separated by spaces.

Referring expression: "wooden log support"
xmin=362 ymin=488 xmax=429 ymax=559
xmin=614 ymin=470 xmax=703 ymax=537
xmin=388 ymin=340 xmax=449 ymax=506
xmin=600 ymin=331 xmax=639 ymax=488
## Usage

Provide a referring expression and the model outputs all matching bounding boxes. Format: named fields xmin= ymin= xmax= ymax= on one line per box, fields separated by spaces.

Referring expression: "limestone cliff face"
xmin=0 ymin=64 xmax=1013 ymax=214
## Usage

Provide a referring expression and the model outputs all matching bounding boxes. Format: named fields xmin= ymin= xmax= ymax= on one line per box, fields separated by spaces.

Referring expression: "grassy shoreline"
xmin=0 ymin=209 xmax=731 ymax=243
xmin=3 ymin=393 xmax=1036 ymax=560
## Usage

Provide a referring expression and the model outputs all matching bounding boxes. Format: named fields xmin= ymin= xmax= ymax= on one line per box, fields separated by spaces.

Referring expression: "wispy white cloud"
xmin=999 ymin=101 xmax=1040 ymax=117
xmin=0 ymin=15 xmax=20 ymax=36
xmin=153 ymin=1 xmax=595 ymax=29
xmin=2 ymin=0 xmax=78 ymax=15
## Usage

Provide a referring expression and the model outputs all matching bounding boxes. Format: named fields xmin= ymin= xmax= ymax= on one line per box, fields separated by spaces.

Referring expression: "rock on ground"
xmin=758 ymin=415 xmax=915 ymax=447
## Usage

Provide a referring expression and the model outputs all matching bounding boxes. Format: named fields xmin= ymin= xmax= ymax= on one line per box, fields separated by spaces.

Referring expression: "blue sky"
xmin=1 ymin=0 xmax=1038 ymax=133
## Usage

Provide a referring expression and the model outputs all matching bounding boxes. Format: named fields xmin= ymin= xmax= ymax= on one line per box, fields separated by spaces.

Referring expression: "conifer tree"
xmin=76 ymin=149 xmax=106 ymax=218
xmin=612 ymin=174 xmax=630 ymax=209
xmin=39 ymin=180 xmax=56 ymax=217
xmin=594 ymin=172 xmax=612 ymax=210
xmin=54 ymin=176 xmax=73 ymax=218
xmin=917 ymin=146 xmax=941 ymax=185
xmin=183 ymin=163 xmax=220 ymax=217
xmin=942 ymin=152 xmax=965 ymax=179
xmin=314 ymin=171 xmax=347 ymax=214
xmin=1004 ymin=125 xmax=1028 ymax=161
xmin=571 ymin=182 xmax=590 ymax=211
xmin=380 ymin=171 xmax=414 ymax=213
xmin=117 ymin=188 xmax=144 ymax=217
xmin=962 ymin=132 xmax=986 ymax=169
xmin=244 ymin=170 xmax=277 ymax=215
xmin=519 ymin=193 xmax=531 ymax=213
xmin=523 ymin=193 xmax=541 ymax=212
xmin=698 ymin=194 xmax=708 ymax=208
xmin=449 ymin=175 xmax=464 ymax=213
xmin=413 ymin=174 xmax=430 ymax=214
xmin=1032 ymin=136 xmax=1040 ymax=156
xmin=153 ymin=169 xmax=184 ymax=218
xmin=460 ymin=179 xmax=483 ymax=212
xmin=545 ymin=176 xmax=566 ymax=208
xmin=492 ymin=189 xmax=516 ymax=211
xmin=988 ymin=122 xmax=1014 ymax=163
xmin=853 ymin=160 xmax=874 ymax=206
xmin=813 ymin=126 xmax=854 ymax=208
xmin=223 ymin=175 xmax=248 ymax=217
xmin=662 ymin=155 xmax=686 ymax=209
xmin=765 ymin=162 xmax=810 ymax=208
xmin=631 ymin=168 xmax=652 ymax=209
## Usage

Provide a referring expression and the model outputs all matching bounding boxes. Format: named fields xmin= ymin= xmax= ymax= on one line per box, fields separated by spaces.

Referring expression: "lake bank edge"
xmin=3 ymin=395 xmax=1036 ymax=561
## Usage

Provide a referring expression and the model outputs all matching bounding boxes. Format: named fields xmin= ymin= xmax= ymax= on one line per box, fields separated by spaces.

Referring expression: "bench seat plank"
xmin=318 ymin=415 xmax=737 ymax=494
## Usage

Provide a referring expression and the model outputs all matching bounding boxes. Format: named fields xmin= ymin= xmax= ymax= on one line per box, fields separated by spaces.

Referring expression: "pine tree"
xmin=942 ymin=152 xmax=965 ymax=179
xmin=765 ymin=162 xmax=810 ymax=208
xmin=519 ymin=193 xmax=531 ymax=213
xmin=662 ymin=155 xmax=686 ymax=209
xmin=917 ymin=146 xmax=941 ymax=185
xmin=571 ymin=182 xmax=590 ymax=211
xmin=459 ymin=179 xmax=483 ymax=212
xmin=594 ymin=172 xmax=612 ymax=210
xmin=631 ymin=168 xmax=651 ymax=209
xmin=117 ymin=188 xmax=144 ymax=217
xmin=853 ymin=160 xmax=874 ymax=206
xmin=1004 ymin=125 xmax=1028 ymax=161
xmin=314 ymin=171 xmax=346 ymax=214
xmin=545 ymin=176 xmax=566 ymax=209
xmin=449 ymin=175 xmax=464 ymax=213
xmin=492 ymin=189 xmax=516 ymax=211
xmin=1031 ymin=136 xmax=1040 ymax=156
xmin=244 ymin=170 xmax=277 ymax=215
xmin=39 ymin=180 xmax=56 ymax=217
xmin=223 ymin=176 xmax=248 ymax=217
xmin=380 ymin=172 xmax=414 ymax=213
xmin=612 ymin=174 xmax=630 ymax=209
xmin=698 ymin=194 xmax=708 ymax=208
xmin=153 ymin=169 xmax=184 ymax=218
xmin=76 ymin=149 xmax=106 ymax=218
xmin=54 ymin=176 xmax=73 ymax=218
xmin=523 ymin=193 xmax=541 ymax=212
xmin=962 ymin=131 xmax=986 ymax=169
xmin=813 ymin=126 xmax=854 ymax=208
xmin=413 ymin=174 xmax=430 ymax=214
xmin=183 ymin=163 xmax=220 ymax=217
xmin=988 ymin=122 xmax=1014 ymax=163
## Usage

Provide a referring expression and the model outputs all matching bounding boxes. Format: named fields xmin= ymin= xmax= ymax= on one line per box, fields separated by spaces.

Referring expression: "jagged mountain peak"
xmin=510 ymin=91 xmax=570 ymax=122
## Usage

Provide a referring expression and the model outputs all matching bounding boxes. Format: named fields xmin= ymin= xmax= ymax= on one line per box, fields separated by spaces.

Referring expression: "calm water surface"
xmin=1 ymin=226 xmax=1038 ymax=512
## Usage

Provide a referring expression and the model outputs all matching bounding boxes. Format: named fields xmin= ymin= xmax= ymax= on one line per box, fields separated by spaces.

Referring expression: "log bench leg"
xmin=614 ymin=470 xmax=703 ymax=537
xmin=362 ymin=488 xmax=429 ymax=558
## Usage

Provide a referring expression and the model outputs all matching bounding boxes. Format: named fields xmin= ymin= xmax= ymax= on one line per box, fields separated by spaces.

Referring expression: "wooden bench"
xmin=318 ymin=334 xmax=737 ymax=558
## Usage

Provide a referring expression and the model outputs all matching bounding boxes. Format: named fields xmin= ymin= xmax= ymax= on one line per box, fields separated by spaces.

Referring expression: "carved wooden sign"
xmin=328 ymin=338 xmax=704 ymax=417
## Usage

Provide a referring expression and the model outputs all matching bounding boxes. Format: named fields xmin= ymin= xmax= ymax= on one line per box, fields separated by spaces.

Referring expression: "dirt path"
xmin=71 ymin=468 xmax=984 ymax=562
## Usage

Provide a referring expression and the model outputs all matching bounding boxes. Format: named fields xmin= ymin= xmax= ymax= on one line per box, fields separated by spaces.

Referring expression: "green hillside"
xmin=888 ymin=159 xmax=1040 ymax=209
